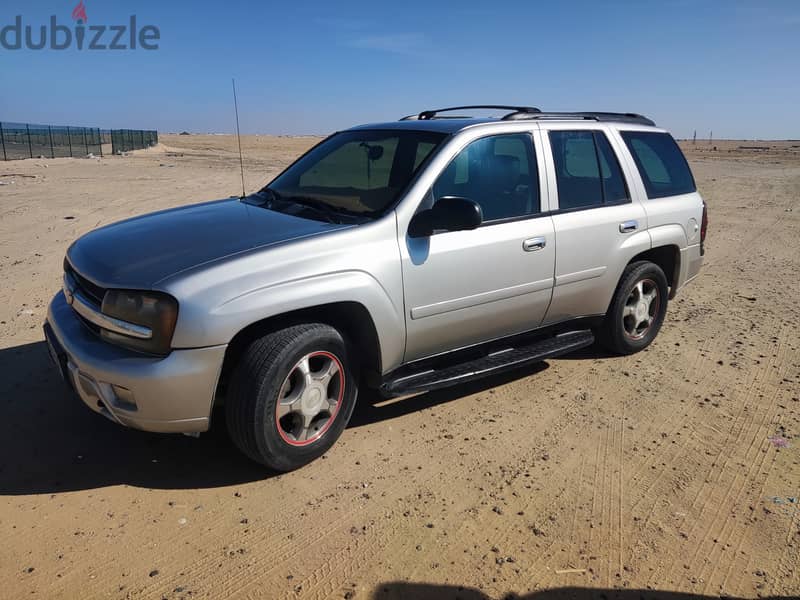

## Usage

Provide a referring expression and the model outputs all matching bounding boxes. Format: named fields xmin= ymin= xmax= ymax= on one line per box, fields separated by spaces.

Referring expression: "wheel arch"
xmin=215 ymin=301 xmax=382 ymax=406
xmin=627 ymin=244 xmax=681 ymax=297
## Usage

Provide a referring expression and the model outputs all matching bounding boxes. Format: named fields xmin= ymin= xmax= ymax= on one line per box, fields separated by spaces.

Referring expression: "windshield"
xmin=264 ymin=129 xmax=447 ymax=216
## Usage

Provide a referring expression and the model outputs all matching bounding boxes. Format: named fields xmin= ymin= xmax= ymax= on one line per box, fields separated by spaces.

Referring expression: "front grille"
xmin=64 ymin=258 xmax=107 ymax=306
xmin=63 ymin=259 xmax=104 ymax=337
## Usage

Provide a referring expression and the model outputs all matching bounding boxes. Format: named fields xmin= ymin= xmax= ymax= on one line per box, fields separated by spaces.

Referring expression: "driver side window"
xmin=432 ymin=133 xmax=539 ymax=222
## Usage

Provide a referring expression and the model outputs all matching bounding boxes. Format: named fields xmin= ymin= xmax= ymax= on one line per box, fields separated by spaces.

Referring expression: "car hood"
xmin=67 ymin=198 xmax=349 ymax=289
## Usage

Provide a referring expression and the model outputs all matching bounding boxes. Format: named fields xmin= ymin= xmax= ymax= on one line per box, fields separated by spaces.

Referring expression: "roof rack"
xmin=400 ymin=105 xmax=542 ymax=121
xmin=506 ymin=111 xmax=656 ymax=126
xmin=400 ymin=106 xmax=655 ymax=127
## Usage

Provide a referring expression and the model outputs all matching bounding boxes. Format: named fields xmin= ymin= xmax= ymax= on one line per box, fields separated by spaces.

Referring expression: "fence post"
xmin=98 ymin=128 xmax=103 ymax=157
xmin=82 ymin=127 xmax=89 ymax=156
xmin=26 ymin=123 xmax=33 ymax=158
xmin=0 ymin=122 xmax=6 ymax=161
xmin=66 ymin=126 xmax=73 ymax=157
xmin=48 ymin=125 xmax=55 ymax=159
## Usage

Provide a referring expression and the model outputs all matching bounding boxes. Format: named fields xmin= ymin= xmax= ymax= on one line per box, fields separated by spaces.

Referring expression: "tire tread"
xmin=598 ymin=261 xmax=668 ymax=355
xmin=225 ymin=323 xmax=340 ymax=468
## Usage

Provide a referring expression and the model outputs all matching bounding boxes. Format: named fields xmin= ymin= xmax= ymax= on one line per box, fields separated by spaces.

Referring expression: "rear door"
xmin=541 ymin=124 xmax=650 ymax=324
xmin=400 ymin=130 xmax=556 ymax=361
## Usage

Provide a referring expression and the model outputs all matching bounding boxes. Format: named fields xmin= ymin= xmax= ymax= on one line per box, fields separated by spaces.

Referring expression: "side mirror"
xmin=408 ymin=196 xmax=483 ymax=238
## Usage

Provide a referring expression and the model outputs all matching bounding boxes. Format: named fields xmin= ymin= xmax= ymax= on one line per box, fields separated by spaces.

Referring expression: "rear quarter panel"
xmin=608 ymin=126 xmax=705 ymax=293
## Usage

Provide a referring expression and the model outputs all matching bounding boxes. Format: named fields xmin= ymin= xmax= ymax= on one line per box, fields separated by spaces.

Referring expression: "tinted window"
xmin=620 ymin=131 xmax=696 ymax=198
xmin=413 ymin=141 xmax=437 ymax=170
xmin=595 ymin=132 xmax=629 ymax=203
xmin=432 ymin=134 xmax=539 ymax=222
xmin=549 ymin=130 xmax=629 ymax=210
xmin=299 ymin=137 xmax=398 ymax=190
xmin=269 ymin=129 xmax=446 ymax=215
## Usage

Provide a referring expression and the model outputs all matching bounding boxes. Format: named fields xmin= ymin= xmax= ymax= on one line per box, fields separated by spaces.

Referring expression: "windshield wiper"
xmin=241 ymin=187 xmax=279 ymax=207
xmin=282 ymin=196 xmax=341 ymax=224
xmin=256 ymin=187 xmax=281 ymax=204
xmin=250 ymin=189 xmax=365 ymax=224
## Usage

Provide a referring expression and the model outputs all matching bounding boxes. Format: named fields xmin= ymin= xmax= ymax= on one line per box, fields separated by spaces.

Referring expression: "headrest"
xmin=486 ymin=154 xmax=520 ymax=192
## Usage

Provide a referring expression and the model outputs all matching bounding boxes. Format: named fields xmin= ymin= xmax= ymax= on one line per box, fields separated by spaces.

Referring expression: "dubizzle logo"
xmin=71 ymin=0 xmax=88 ymax=24
xmin=0 ymin=1 xmax=161 ymax=51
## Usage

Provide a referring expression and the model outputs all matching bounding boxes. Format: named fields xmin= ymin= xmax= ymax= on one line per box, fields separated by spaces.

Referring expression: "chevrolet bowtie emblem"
xmin=63 ymin=273 xmax=77 ymax=306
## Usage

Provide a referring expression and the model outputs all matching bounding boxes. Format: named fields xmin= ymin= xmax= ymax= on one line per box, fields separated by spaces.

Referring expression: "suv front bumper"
xmin=45 ymin=291 xmax=227 ymax=433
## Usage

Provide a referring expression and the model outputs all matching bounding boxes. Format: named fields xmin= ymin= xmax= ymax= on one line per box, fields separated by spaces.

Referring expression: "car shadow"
xmin=369 ymin=583 xmax=787 ymax=600
xmin=0 ymin=340 xmax=547 ymax=495
xmin=0 ymin=341 xmax=273 ymax=495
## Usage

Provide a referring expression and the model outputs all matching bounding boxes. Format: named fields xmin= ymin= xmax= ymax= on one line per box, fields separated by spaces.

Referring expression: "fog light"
xmin=111 ymin=384 xmax=137 ymax=411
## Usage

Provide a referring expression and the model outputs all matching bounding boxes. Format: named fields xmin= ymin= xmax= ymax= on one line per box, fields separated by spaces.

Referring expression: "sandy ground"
xmin=0 ymin=135 xmax=798 ymax=600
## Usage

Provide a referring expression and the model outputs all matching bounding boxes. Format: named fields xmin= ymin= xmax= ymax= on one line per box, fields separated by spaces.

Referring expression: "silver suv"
xmin=45 ymin=105 xmax=707 ymax=471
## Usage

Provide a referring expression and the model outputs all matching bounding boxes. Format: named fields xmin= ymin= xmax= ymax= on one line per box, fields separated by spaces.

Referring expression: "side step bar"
xmin=380 ymin=330 xmax=594 ymax=397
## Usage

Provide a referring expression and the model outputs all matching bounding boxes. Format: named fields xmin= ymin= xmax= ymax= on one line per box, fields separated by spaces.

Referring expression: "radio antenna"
xmin=232 ymin=78 xmax=246 ymax=198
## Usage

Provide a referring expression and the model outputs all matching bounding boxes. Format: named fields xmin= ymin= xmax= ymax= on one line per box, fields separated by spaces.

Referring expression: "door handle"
xmin=619 ymin=220 xmax=638 ymax=233
xmin=523 ymin=237 xmax=546 ymax=252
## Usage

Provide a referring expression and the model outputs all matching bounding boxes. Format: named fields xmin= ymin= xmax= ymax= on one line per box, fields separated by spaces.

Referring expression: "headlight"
xmin=100 ymin=290 xmax=179 ymax=355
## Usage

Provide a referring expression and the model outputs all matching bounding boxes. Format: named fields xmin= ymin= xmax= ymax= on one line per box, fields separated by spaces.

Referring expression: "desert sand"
xmin=0 ymin=135 xmax=798 ymax=599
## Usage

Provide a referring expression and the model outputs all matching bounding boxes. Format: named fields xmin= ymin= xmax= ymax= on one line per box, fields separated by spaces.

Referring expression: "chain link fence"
xmin=110 ymin=129 xmax=159 ymax=154
xmin=0 ymin=121 xmax=158 ymax=160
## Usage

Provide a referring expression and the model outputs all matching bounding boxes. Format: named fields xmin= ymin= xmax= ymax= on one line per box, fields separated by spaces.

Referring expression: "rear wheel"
xmin=598 ymin=261 xmax=668 ymax=355
xmin=225 ymin=323 xmax=357 ymax=471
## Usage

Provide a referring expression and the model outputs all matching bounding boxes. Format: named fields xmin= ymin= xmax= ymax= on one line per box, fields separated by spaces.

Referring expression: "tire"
xmin=225 ymin=323 xmax=357 ymax=471
xmin=598 ymin=261 xmax=669 ymax=355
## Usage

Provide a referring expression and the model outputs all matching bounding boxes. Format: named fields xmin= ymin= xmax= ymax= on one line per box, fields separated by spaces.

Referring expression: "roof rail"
xmin=400 ymin=105 xmax=541 ymax=121
xmin=505 ymin=111 xmax=656 ymax=126
xmin=400 ymin=106 xmax=655 ymax=127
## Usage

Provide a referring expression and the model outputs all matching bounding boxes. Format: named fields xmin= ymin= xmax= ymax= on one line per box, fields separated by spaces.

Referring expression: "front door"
xmin=400 ymin=132 xmax=556 ymax=362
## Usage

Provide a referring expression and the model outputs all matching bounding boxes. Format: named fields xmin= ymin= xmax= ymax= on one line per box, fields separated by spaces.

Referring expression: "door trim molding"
xmin=410 ymin=277 xmax=553 ymax=319
xmin=554 ymin=266 xmax=607 ymax=287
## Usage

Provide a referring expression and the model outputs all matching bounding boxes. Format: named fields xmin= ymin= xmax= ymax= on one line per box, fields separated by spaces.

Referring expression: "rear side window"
xmin=549 ymin=131 xmax=629 ymax=210
xmin=620 ymin=131 xmax=696 ymax=199
xmin=595 ymin=133 xmax=629 ymax=203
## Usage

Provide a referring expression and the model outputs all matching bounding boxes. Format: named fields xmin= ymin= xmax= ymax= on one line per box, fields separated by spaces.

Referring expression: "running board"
xmin=380 ymin=329 xmax=594 ymax=397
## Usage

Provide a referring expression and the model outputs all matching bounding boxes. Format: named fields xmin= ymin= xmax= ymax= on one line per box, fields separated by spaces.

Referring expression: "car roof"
xmin=348 ymin=114 xmax=658 ymax=136
xmin=346 ymin=106 xmax=657 ymax=134
xmin=348 ymin=118 xmax=494 ymax=135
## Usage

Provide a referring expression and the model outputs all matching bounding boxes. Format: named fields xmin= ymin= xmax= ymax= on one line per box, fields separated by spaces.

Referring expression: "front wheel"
xmin=598 ymin=261 xmax=669 ymax=355
xmin=225 ymin=323 xmax=357 ymax=471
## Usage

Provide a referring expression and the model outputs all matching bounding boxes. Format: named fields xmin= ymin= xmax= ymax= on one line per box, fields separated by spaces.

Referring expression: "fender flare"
xmin=202 ymin=270 xmax=405 ymax=373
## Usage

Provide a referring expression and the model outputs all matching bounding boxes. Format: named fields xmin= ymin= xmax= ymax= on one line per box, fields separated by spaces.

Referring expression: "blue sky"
xmin=1 ymin=0 xmax=798 ymax=138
